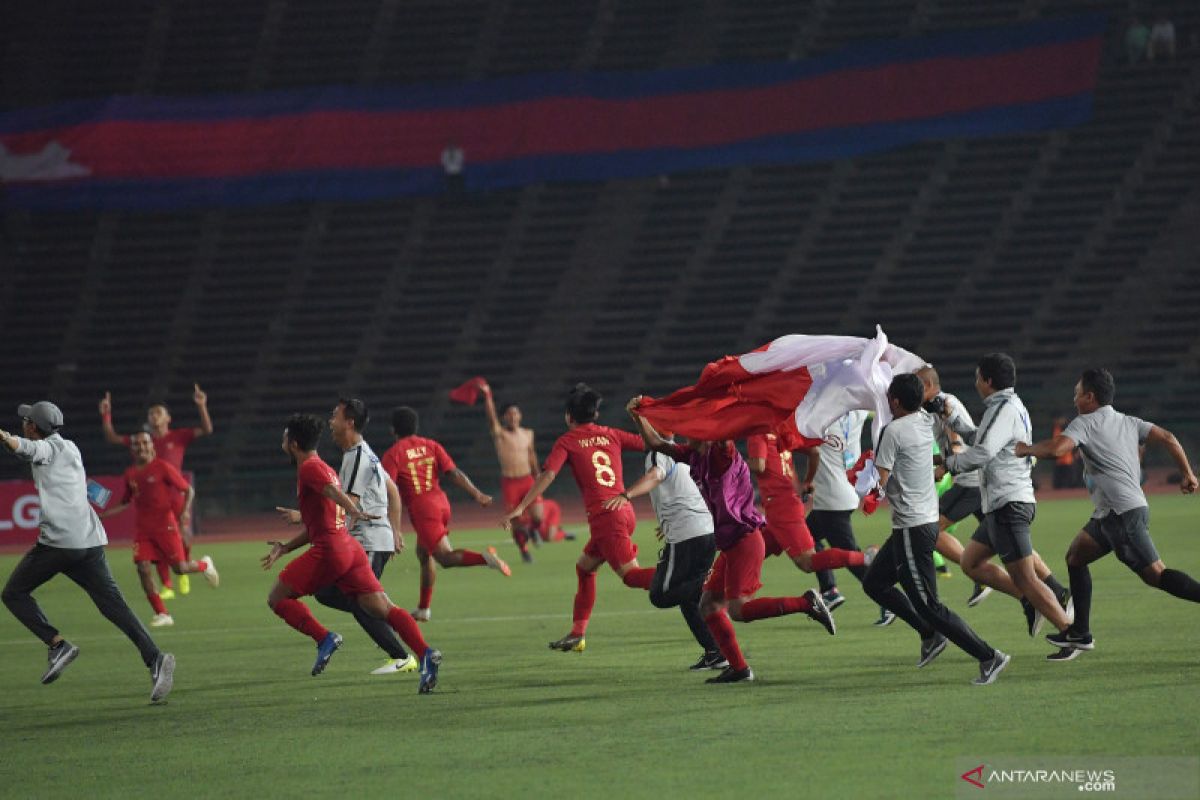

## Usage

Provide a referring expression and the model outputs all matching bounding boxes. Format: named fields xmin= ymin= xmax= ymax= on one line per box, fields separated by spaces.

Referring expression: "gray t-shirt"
xmin=339 ymin=440 xmax=394 ymax=553
xmin=812 ymin=410 xmax=868 ymax=512
xmin=13 ymin=434 xmax=108 ymax=549
xmin=646 ymin=450 xmax=713 ymax=544
xmin=875 ymin=410 xmax=940 ymax=528
xmin=932 ymin=392 xmax=981 ymax=489
xmin=1064 ymin=405 xmax=1153 ymax=518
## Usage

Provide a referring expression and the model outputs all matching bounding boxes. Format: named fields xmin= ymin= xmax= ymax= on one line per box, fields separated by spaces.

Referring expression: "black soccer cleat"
xmin=689 ymin=651 xmax=729 ymax=671
xmin=1045 ymin=628 xmax=1094 ymax=651
xmin=972 ymin=650 xmax=1011 ymax=686
xmin=874 ymin=607 xmax=897 ymax=627
xmin=1046 ymin=647 xmax=1083 ymax=662
xmin=966 ymin=583 xmax=993 ymax=607
xmin=804 ymin=589 xmax=836 ymax=636
xmin=917 ymin=633 xmax=948 ymax=668
xmin=1022 ymin=598 xmax=1045 ymax=638
xmin=821 ymin=589 xmax=846 ymax=612
xmin=41 ymin=640 xmax=80 ymax=685
xmin=705 ymin=666 xmax=755 ymax=684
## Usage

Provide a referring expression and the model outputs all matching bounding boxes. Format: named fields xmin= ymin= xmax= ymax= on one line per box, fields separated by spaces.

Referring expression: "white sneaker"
xmin=483 ymin=546 xmax=512 ymax=577
xmin=411 ymin=608 xmax=431 ymax=622
xmin=200 ymin=556 xmax=219 ymax=588
xmin=150 ymin=613 xmax=175 ymax=627
xmin=371 ymin=655 xmax=418 ymax=675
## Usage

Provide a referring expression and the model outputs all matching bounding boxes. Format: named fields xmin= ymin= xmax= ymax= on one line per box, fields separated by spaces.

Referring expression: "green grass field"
xmin=1 ymin=496 xmax=1198 ymax=799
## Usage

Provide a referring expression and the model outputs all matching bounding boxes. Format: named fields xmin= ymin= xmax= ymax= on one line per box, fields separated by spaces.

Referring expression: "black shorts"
xmin=971 ymin=501 xmax=1035 ymax=563
xmin=806 ymin=509 xmax=860 ymax=552
xmin=939 ymin=483 xmax=983 ymax=523
xmin=1083 ymin=508 xmax=1158 ymax=573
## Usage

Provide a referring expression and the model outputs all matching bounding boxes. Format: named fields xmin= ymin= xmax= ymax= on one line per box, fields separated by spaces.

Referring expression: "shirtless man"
xmin=481 ymin=382 xmax=543 ymax=563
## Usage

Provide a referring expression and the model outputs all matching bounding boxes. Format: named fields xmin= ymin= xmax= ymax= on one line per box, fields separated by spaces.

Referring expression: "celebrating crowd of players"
xmin=1 ymin=353 xmax=1198 ymax=701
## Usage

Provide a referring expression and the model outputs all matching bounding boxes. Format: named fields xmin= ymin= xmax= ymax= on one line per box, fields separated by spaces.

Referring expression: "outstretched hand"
xmin=261 ymin=541 xmax=286 ymax=570
xmin=500 ymin=511 xmax=520 ymax=532
xmin=625 ymin=396 xmax=643 ymax=415
xmin=275 ymin=506 xmax=302 ymax=525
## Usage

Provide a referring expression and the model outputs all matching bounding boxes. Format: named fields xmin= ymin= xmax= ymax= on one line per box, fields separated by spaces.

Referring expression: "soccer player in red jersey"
xmin=101 ymin=431 xmax=218 ymax=626
xmin=628 ymin=399 xmax=836 ymax=683
xmin=381 ymin=406 xmax=509 ymax=622
xmin=503 ymin=384 xmax=657 ymax=652
xmin=746 ymin=432 xmax=868 ymax=578
xmin=262 ymin=414 xmax=442 ymax=694
xmin=99 ymin=384 xmax=214 ymax=595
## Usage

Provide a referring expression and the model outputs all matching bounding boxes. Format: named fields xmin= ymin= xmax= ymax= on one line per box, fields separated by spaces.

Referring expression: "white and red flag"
xmin=636 ymin=326 xmax=925 ymax=447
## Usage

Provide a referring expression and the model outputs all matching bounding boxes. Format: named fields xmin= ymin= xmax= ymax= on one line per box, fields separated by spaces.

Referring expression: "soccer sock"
xmin=386 ymin=607 xmax=430 ymax=658
xmin=273 ymin=598 xmax=329 ymax=643
xmin=195 ymin=560 xmax=209 ymax=572
xmin=418 ymin=585 xmax=433 ymax=610
xmin=512 ymin=528 xmax=529 ymax=553
xmin=1042 ymin=573 xmax=1067 ymax=601
xmin=703 ymin=610 xmax=748 ymax=671
xmin=570 ymin=566 xmax=596 ymax=636
xmin=739 ymin=595 xmax=812 ymax=622
xmin=148 ymin=592 xmax=167 ymax=615
xmin=156 ymin=560 xmax=173 ymax=589
xmin=458 ymin=550 xmax=487 ymax=567
xmin=932 ymin=551 xmax=947 ymax=569
xmin=621 ymin=567 xmax=655 ymax=590
xmin=809 ymin=548 xmax=865 ymax=571
xmin=1068 ymin=564 xmax=1092 ymax=634
xmin=1158 ymin=568 xmax=1200 ymax=602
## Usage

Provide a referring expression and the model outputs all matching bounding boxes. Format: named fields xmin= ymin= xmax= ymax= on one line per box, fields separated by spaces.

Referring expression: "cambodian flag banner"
xmin=0 ymin=16 xmax=1103 ymax=210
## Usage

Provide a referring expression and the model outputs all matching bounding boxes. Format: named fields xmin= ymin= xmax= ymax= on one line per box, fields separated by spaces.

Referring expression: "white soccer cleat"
xmin=411 ymin=608 xmax=431 ymax=622
xmin=483 ymin=546 xmax=512 ymax=577
xmin=150 ymin=613 xmax=175 ymax=627
xmin=200 ymin=556 xmax=219 ymax=588
xmin=371 ymin=655 xmax=419 ymax=675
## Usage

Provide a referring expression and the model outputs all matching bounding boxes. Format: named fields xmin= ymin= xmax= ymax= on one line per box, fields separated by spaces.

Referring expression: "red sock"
xmin=810 ymin=548 xmax=865 ymax=571
xmin=148 ymin=592 xmax=167 ymax=615
xmin=195 ymin=560 xmax=209 ymax=572
xmin=459 ymin=550 xmax=487 ymax=567
xmin=273 ymin=598 xmax=329 ymax=643
xmin=571 ymin=566 xmax=596 ymax=636
xmin=386 ymin=607 xmax=429 ymax=658
xmin=621 ymin=567 xmax=655 ymax=590
xmin=418 ymin=585 xmax=433 ymax=610
xmin=156 ymin=560 xmax=173 ymax=589
xmin=739 ymin=595 xmax=812 ymax=622
xmin=703 ymin=610 xmax=748 ymax=671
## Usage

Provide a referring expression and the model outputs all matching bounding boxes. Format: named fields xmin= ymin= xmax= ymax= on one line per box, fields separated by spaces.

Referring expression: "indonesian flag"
xmin=637 ymin=326 xmax=925 ymax=447
xmin=448 ymin=376 xmax=487 ymax=405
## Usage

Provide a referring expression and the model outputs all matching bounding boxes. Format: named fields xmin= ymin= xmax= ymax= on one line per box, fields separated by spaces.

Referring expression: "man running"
xmin=1016 ymin=368 xmax=1200 ymax=659
xmin=480 ymin=383 xmax=543 ymax=562
xmin=808 ymin=411 xmax=872 ymax=611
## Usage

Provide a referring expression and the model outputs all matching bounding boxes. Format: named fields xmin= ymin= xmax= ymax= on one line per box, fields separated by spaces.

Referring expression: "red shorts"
xmin=408 ymin=497 xmax=452 ymax=551
xmin=762 ymin=510 xmax=815 ymax=559
xmin=586 ymin=504 xmax=636 ymax=539
xmin=280 ymin=544 xmax=383 ymax=597
xmin=133 ymin=531 xmax=186 ymax=565
xmin=583 ymin=535 xmax=639 ymax=572
xmin=500 ymin=475 xmax=543 ymax=515
xmin=703 ymin=530 xmax=765 ymax=600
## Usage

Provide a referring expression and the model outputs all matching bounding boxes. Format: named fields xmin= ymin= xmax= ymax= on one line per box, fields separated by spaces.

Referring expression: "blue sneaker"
xmin=418 ymin=648 xmax=442 ymax=694
xmin=312 ymin=632 xmax=343 ymax=676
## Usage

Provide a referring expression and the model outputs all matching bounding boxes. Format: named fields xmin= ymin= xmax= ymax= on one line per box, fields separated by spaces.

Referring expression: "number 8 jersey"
xmin=543 ymin=423 xmax=645 ymax=519
xmin=381 ymin=434 xmax=457 ymax=515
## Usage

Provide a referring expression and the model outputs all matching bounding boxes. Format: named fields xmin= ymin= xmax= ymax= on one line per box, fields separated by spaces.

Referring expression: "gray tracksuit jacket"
xmin=11 ymin=434 xmax=108 ymax=549
xmin=943 ymin=389 xmax=1036 ymax=514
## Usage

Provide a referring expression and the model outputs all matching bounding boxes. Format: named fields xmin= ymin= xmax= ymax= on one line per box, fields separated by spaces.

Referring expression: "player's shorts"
xmin=1083 ymin=507 xmax=1158 ymax=572
xmin=583 ymin=534 xmax=639 ymax=572
xmin=703 ymin=529 xmax=765 ymax=601
xmin=133 ymin=531 xmax=186 ymax=566
xmin=806 ymin=509 xmax=860 ymax=552
xmin=587 ymin=503 xmax=636 ymax=539
xmin=972 ymin=501 xmax=1035 ymax=563
xmin=280 ymin=543 xmax=384 ymax=597
xmin=940 ymin=483 xmax=984 ymax=523
xmin=501 ymin=475 xmax=542 ymax=514
xmin=763 ymin=494 xmax=806 ymax=522
xmin=408 ymin=497 xmax=452 ymax=551
xmin=762 ymin=513 xmax=815 ymax=559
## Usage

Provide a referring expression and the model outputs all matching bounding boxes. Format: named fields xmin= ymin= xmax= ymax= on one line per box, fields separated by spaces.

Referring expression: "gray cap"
xmin=17 ymin=401 xmax=64 ymax=433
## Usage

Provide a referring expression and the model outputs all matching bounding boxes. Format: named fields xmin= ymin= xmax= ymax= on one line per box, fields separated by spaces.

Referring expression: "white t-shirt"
xmin=340 ymin=440 xmax=395 ymax=552
xmin=812 ymin=410 xmax=868 ymax=512
xmin=646 ymin=450 xmax=713 ymax=544
xmin=875 ymin=410 xmax=939 ymax=528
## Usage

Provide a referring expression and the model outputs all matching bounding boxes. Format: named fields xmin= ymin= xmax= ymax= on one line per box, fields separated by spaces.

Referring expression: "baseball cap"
xmin=17 ymin=401 xmax=64 ymax=433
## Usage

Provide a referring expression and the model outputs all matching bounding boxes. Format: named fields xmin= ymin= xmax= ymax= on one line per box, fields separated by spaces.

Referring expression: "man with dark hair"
xmin=504 ymin=384 xmax=658 ymax=653
xmin=1017 ymin=368 xmax=1200 ymax=659
xmin=306 ymin=399 xmax=416 ymax=675
xmin=381 ymin=406 xmax=507 ymax=622
xmin=862 ymin=375 xmax=1011 ymax=685
xmin=99 ymin=384 xmax=214 ymax=597
xmin=263 ymin=414 xmax=442 ymax=694
xmin=480 ymin=382 xmax=546 ymax=563
xmin=1 ymin=401 xmax=175 ymax=702
xmin=938 ymin=354 xmax=1074 ymax=641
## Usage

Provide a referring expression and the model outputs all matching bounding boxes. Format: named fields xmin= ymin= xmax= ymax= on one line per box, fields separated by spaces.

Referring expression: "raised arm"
xmin=193 ymin=384 xmax=214 ymax=438
xmin=1146 ymin=425 xmax=1199 ymax=493
xmin=98 ymin=392 xmax=126 ymax=446
xmin=481 ymin=382 xmax=502 ymax=436
xmin=627 ymin=397 xmax=682 ymax=458
xmin=447 ymin=468 xmax=493 ymax=506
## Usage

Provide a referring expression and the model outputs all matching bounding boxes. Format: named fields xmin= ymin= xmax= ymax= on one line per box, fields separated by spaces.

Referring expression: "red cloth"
xmin=382 ymin=435 xmax=456 ymax=512
xmin=133 ymin=533 xmax=186 ymax=566
xmin=746 ymin=433 xmax=801 ymax=506
xmin=448 ymin=376 xmax=486 ymax=405
xmin=121 ymin=459 xmax=190 ymax=536
xmin=543 ymin=423 xmax=644 ymax=518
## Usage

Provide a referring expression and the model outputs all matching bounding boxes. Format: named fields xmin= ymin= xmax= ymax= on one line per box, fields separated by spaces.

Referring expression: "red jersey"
xmin=382 ymin=436 xmax=457 ymax=513
xmin=297 ymin=455 xmax=352 ymax=548
xmin=121 ymin=458 xmax=190 ymax=535
xmin=123 ymin=427 xmax=196 ymax=471
xmin=747 ymin=433 xmax=800 ymax=504
xmin=543 ymin=423 xmax=645 ymax=518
